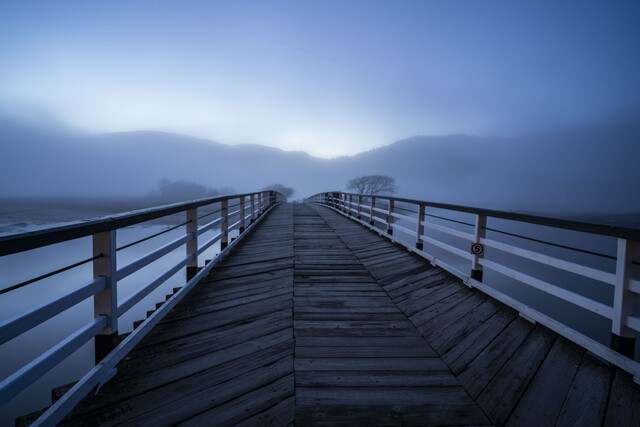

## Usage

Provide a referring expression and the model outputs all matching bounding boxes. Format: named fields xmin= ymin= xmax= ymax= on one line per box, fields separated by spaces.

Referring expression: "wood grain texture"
xmin=311 ymin=203 xmax=640 ymax=427
xmin=43 ymin=203 xmax=639 ymax=427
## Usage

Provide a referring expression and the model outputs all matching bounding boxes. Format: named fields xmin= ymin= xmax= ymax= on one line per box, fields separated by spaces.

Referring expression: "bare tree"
xmin=346 ymin=175 xmax=397 ymax=195
xmin=262 ymin=183 xmax=296 ymax=198
xmin=147 ymin=179 xmax=227 ymax=202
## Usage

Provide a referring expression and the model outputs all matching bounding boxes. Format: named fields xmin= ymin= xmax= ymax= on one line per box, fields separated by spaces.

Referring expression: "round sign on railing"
xmin=471 ymin=243 xmax=484 ymax=256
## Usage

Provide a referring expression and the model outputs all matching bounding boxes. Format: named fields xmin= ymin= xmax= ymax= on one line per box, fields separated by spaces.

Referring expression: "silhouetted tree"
xmin=148 ymin=179 xmax=231 ymax=202
xmin=346 ymin=175 xmax=397 ymax=195
xmin=262 ymin=183 xmax=296 ymax=198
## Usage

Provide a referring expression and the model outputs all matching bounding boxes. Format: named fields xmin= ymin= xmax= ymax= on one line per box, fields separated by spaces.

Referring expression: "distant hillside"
xmin=1 ymin=116 xmax=639 ymax=215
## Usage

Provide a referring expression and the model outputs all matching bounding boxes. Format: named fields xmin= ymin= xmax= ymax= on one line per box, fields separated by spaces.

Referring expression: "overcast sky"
xmin=1 ymin=0 xmax=638 ymax=157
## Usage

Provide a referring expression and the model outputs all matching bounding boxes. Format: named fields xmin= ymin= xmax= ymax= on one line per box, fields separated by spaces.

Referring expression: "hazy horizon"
xmin=2 ymin=1 xmax=639 ymax=157
xmin=2 ymin=1 xmax=640 ymax=216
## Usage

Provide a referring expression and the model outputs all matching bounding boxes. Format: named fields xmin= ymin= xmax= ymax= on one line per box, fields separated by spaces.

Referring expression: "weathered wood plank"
xmin=505 ymin=337 xmax=584 ymax=426
xmin=444 ymin=309 xmax=516 ymax=373
xmin=295 ymin=345 xmax=436 ymax=358
xmin=476 ymin=325 xmax=557 ymax=425
xmin=458 ymin=317 xmax=534 ymax=399
xmin=556 ymin=353 xmax=614 ymax=427
xmin=604 ymin=369 xmax=640 ymax=427
xmin=295 ymin=370 xmax=459 ymax=387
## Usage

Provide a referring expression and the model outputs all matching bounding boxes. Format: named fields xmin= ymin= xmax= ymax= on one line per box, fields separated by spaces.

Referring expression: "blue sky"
xmin=1 ymin=0 xmax=638 ymax=157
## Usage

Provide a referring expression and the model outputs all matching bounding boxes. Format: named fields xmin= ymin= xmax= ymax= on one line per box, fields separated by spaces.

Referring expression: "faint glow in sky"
xmin=0 ymin=0 xmax=639 ymax=157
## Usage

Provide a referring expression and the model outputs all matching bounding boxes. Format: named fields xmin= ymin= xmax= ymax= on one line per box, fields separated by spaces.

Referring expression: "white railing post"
xmin=386 ymin=199 xmax=394 ymax=235
xmin=93 ymin=230 xmax=117 ymax=364
xmin=342 ymin=194 xmax=348 ymax=213
xmin=265 ymin=191 xmax=271 ymax=209
xmin=348 ymin=194 xmax=353 ymax=216
xmin=369 ymin=196 xmax=375 ymax=225
xmin=416 ymin=203 xmax=425 ymax=250
xmin=611 ymin=239 xmax=639 ymax=358
xmin=357 ymin=195 xmax=362 ymax=219
xmin=186 ymin=207 xmax=198 ymax=280
xmin=220 ymin=199 xmax=229 ymax=250
xmin=239 ymin=196 xmax=246 ymax=233
xmin=250 ymin=193 xmax=256 ymax=223
xmin=471 ymin=214 xmax=487 ymax=281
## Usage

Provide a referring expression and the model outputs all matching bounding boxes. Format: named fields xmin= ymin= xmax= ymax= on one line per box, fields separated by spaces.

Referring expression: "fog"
xmin=1 ymin=113 xmax=639 ymax=219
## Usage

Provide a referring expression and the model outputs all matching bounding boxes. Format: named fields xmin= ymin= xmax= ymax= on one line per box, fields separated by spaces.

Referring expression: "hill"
xmin=1 ymin=116 xmax=639 ymax=215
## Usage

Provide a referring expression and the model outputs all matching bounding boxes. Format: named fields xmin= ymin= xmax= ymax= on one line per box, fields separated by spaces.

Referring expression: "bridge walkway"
xmin=50 ymin=203 xmax=639 ymax=426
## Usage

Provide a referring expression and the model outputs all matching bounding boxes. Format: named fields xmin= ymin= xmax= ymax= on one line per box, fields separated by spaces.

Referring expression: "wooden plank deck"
xmin=292 ymin=206 xmax=488 ymax=425
xmin=47 ymin=202 xmax=640 ymax=426
xmin=309 ymin=204 xmax=640 ymax=427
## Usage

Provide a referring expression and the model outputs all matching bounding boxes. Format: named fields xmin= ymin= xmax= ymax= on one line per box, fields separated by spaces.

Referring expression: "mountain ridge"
xmin=1 ymin=116 xmax=639 ymax=215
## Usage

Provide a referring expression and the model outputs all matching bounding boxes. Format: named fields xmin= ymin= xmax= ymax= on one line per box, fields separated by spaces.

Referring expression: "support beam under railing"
xmin=186 ymin=208 xmax=198 ymax=281
xmin=416 ymin=203 xmax=425 ymax=250
xmin=386 ymin=199 xmax=394 ymax=235
xmin=93 ymin=231 xmax=117 ymax=364
xmin=471 ymin=214 xmax=487 ymax=282
xmin=239 ymin=196 xmax=246 ymax=233
xmin=611 ymin=239 xmax=639 ymax=358
xmin=369 ymin=196 xmax=376 ymax=226
xmin=220 ymin=199 xmax=229 ymax=250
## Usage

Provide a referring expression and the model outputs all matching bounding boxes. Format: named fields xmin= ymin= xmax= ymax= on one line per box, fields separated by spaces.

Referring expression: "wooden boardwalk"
xmin=50 ymin=203 xmax=639 ymax=426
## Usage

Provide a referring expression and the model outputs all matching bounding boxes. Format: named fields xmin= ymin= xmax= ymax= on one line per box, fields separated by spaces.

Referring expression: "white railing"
xmin=0 ymin=190 xmax=283 ymax=425
xmin=308 ymin=191 xmax=640 ymax=382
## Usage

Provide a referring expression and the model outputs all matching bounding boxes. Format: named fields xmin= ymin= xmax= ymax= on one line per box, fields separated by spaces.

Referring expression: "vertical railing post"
xmin=186 ymin=207 xmax=198 ymax=281
xmin=348 ymin=194 xmax=353 ymax=216
xmin=342 ymin=194 xmax=347 ymax=213
xmin=220 ymin=199 xmax=229 ymax=250
xmin=416 ymin=203 xmax=425 ymax=250
xmin=357 ymin=195 xmax=362 ymax=219
xmin=250 ymin=193 xmax=256 ymax=223
xmin=263 ymin=191 xmax=270 ymax=211
xmin=471 ymin=214 xmax=487 ymax=281
xmin=386 ymin=199 xmax=394 ymax=235
xmin=93 ymin=230 xmax=117 ymax=364
xmin=369 ymin=196 xmax=375 ymax=226
xmin=611 ymin=239 xmax=638 ymax=358
xmin=239 ymin=196 xmax=246 ymax=233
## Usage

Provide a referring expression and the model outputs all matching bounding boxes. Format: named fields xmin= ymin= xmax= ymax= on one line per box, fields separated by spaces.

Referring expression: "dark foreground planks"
xmin=47 ymin=202 xmax=640 ymax=427
xmin=311 ymin=203 xmax=640 ymax=427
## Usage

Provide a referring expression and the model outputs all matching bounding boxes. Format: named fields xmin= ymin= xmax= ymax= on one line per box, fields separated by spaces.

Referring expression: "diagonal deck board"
xmin=48 ymin=202 xmax=640 ymax=426
xmin=310 ymin=203 xmax=640 ymax=427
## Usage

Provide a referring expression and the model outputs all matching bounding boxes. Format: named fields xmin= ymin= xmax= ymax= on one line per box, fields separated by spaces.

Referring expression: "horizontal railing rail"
xmin=308 ymin=191 xmax=640 ymax=382
xmin=0 ymin=190 xmax=284 ymax=425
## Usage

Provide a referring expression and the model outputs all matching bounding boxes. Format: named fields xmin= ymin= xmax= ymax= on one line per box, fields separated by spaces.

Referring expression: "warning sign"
xmin=471 ymin=243 xmax=484 ymax=256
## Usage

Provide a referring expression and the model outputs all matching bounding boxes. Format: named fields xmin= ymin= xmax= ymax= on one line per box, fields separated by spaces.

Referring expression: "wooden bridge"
xmin=1 ymin=192 xmax=640 ymax=426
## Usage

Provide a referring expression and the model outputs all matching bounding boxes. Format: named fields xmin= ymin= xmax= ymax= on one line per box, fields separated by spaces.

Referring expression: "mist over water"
xmin=2 ymin=114 xmax=640 ymax=223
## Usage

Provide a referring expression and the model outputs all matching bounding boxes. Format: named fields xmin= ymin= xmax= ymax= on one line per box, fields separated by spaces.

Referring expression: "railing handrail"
xmin=318 ymin=191 xmax=640 ymax=241
xmin=0 ymin=192 xmax=271 ymax=256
